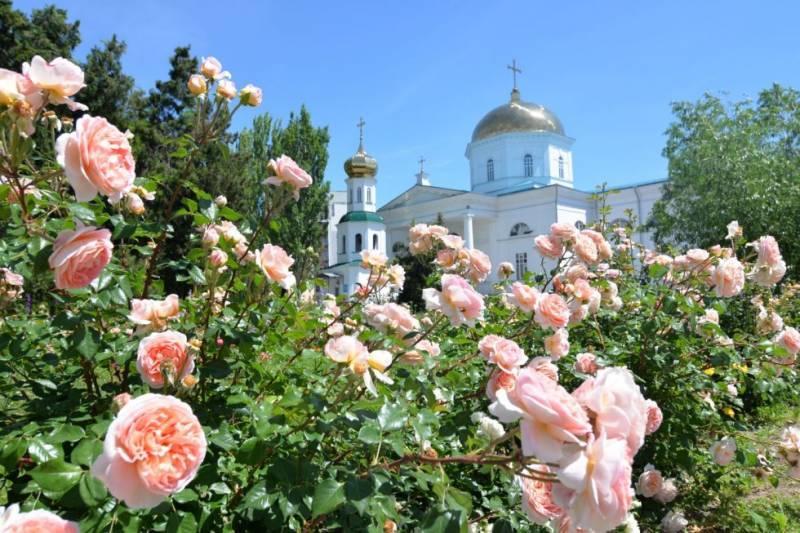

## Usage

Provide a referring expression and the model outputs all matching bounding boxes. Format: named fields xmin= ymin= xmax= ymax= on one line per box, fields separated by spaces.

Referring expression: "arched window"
xmin=372 ymin=234 xmax=379 ymax=250
xmin=524 ymin=154 xmax=533 ymax=177
xmin=355 ymin=233 xmax=363 ymax=252
xmin=510 ymin=222 xmax=532 ymax=237
xmin=357 ymin=187 xmax=362 ymax=203
xmin=558 ymin=156 xmax=565 ymax=179
xmin=487 ymin=159 xmax=495 ymax=181
xmin=366 ymin=187 xmax=372 ymax=204
xmin=342 ymin=235 xmax=346 ymax=253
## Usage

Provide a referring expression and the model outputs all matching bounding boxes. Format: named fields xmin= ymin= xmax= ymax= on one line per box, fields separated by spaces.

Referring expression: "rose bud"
xmin=187 ymin=74 xmax=207 ymax=96
xmin=239 ymin=84 xmax=263 ymax=106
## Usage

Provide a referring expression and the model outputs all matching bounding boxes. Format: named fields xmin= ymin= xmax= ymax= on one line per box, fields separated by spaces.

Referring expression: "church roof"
xmin=378 ymin=184 xmax=468 ymax=211
xmin=340 ymin=210 xmax=385 ymax=223
xmin=471 ymin=89 xmax=565 ymax=142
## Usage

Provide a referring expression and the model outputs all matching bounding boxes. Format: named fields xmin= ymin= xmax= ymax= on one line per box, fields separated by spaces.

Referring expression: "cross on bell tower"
xmin=356 ymin=117 xmax=366 ymax=151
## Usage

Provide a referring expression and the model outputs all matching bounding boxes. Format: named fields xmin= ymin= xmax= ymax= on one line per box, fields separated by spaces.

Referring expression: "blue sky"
xmin=14 ymin=0 xmax=800 ymax=202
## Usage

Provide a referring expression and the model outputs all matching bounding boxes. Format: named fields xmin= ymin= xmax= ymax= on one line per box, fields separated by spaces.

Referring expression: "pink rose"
xmin=565 ymin=264 xmax=589 ymax=282
xmin=466 ymin=248 xmax=492 ymax=284
xmin=56 ymin=115 xmax=135 ymax=203
xmin=573 ymin=233 xmax=599 ymax=264
xmin=554 ymin=433 xmax=633 ymax=532
xmin=128 ymin=294 xmax=180 ymax=332
xmin=364 ymin=303 xmax=420 ymax=341
xmin=266 ymin=155 xmax=313 ymax=199
xmin=570 ymin=278 xmax=595 ymax=302
xmin=440 ymin=234 xmax=464 ymax=250
xmin=636 ymin=465 xmax=663 ymax=498
xmin=576 ymin=367 xmax=649 ymax=455
xmin=48 ymin=224 xmax=113 ymax=290
xmin=654 ymin=478 xmax=678 ymax=503
xmin=187 ymin=74 xmax=207 ymax=95
xmin=568 ymin=300 xmax=589 ymax=325
xmin=486 ymin=368 xmax=517 ymax=401
xmin=544 ymin=328 xmax=570 ymax=360
xmin=550 ymin=222 xmax=579 ymax=242
xmin=137 ymin=331 xmax=193 ymax=389
xmin=755 ymin=235 xmax=782 ymax=267
xmin=644 ymin=400 xmax=663 ymax=435
xmin=752 ymin=237 xmax=786 ymax=287
xmin=519 ymin=466 xmax=565 ymax=524
xmin=257 ymin=244 xmax=296 ymax=289
xmin=360 ymin=249 xmax=388 ymax=270
xmin=534 ymin=293 xmax=570 ymax=330
xmin=479 ymin=334 xmax=504 ymax=359
xmin=756 ymin=307 xmax=783 ymax=334
xmin=240 ymin=84 xmax=262 ymax=106
xmin=200 ymin=56 xmax=226 ymax=79
xmin=581 ymin=229 xmax=612 ymax=260
xmin=574 ymin=352 xmax=598 ymax=374
xmin=491 ymin=367 xmax=592 ymax=462
xmin=422 ymin=274 xmax=484 ymax=326
xmin=0 ymin=505 xmax=78 ymax=533
xmin=709 ymin=437 xmax=736 ymax=466
xmin=487 ymin=338 xmax=528 ymax=373
xmin=711 ymin=258 xmax=745 ymax=297
xmin=776 ymin=327 xmax=800 ymax=359
xmin=509 ymin=282 xmax=540 ymax=313
xmin=528 ymin=356 xmax=559 ymax=382
xmin=535 ymin=234 xmax=564 ymax=259
xmin=209 ymin=248 xmax=228 ymax=269
xmin=686 ymin=248 xmax=710 ymax=264
xmin=24 ymin=55 xmax=86 ymax=110
xmin=0 ymin=69 xmax=26 ymax=105
xmin=91 ymin=394 xmax=206 ymax=509
xmin=216 ymin=79 xmax=236 ymax=100
xmin=324 ymin=335 xmax=368 ymax=363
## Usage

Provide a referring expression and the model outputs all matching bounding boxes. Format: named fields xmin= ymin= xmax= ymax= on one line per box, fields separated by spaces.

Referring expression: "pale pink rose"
xmin=324 ymin=335 xmax=367 ymax=363
xmin=0 ymin=267 xmax=24 ymax=303
xmin=565 ymin=264 xmax=589 ymax=282
xmin=752 ymin=259 xmax=786 ymax=287
xmin=209 ymin=248 xmax=228 ymax=269
xmin=605 ymin=268 xmax=621 ymax=279
xmin=364 ymin=303 xmax=420 ymax=340
xmin=128 ymin=294 xmax=180 ymax=332
xmin=534 ymin=293 xmax=570 ymax=330
xmin=751 ymin=236 xmax=786 ymax=287
xmin=417 ymin=339 xmax=440 ymax=357
xmin=599 ymin=280 xmax=618 ymax=303
xmin=757 ymin=307 xmax=784 ymax=334
xmin=568 ymin=300 xmax=589 ymax=325
xmin=440 ymin=234 xmax=464 ymax=250
xmin=256 ymin=244 xmax=296 ymax=289
xmin=544 ymin=328 xmax=570 ymax=360
xmin=644 ymin=400 xmax=663 ymax=435
xmin=202 ymin=226 xmax=220 ymax=248
xmin=48 ymin=224 xmax=113 ymax=290
xmin=755 ymin=236 xmax=782 ymax=267
xmin=509 ymin=282 xmax=540 ymax=313
xmin=91 ymin=394 xmax=206 ymax=509
xmin=776 ymin=327 xmax=800 ymax=356
xmin=709 ymin=437 xmax=737 ymax=466
xmin=528 ymin=356 xmax=559 ymax=382
xmin=422 ymin=274 xmax=484 ymax=326
xmin=0 ymin=69 xmax=24 ymax=104
xmin=498 ymin=261 xmax=515 ymax=279
xmin=554 ymin=433 xmax=633 ymax=532
xmin=636 ymin=464 xmax=663 ymax=498
xmin=570 ymin=278 xmax=595 ymax=302
xmin=574 ymin=352 xmax=598 ymax=374
xmin=239 ymin=84 xmax=262 ymax=106
xmin=187 ymin=74 xmax=207 ymax=95
xmin=216 ymin=79 xmax=236 ymax=100
xmin=519 ymin=466 xmax=565 ymax=524
xmin=466 ymin=248 xmax=492 ymax=283
xmin=726 ymin=220 xmax=742 ymax=239
xmin=661 ymin=511 xmax=689 ymax=533
xmin=581 ymin=229 xmax=612 ymax=260
xmin=215 ymin=221 xmax=247 ymax=245
xmin=654 ymin=478 xmax=678 ymax=503
xmin=491 ymin=367 xmax=592 ymax=462
xmin=487 ymin=338 xmax=528 ymax=373
xmin=573 ymin=233 xmax=598 ymax=264
xmin=435 ymin=249 xmax=457 ymax=269
xmin=711 ymin=258 xmax=745 ymax=297
xmin=535 ymin=234 xmax=564 ymax=259
xmin=137 ymin=331 xmax=193 ymax=389
xmin=387 ymin=264 xmax=405 ymax=288
xmin=479 ymin=334 xmax=505 ymax=359
xmin=550 ymin=222 xmax=579 ymax=242
xmin=24 ymin=56 xmax=86 ymax=110
xmin=686 ymin=248 xmax=710 ymax=264
xmin=266 ymin=155 xmax=313 ymax=199
xmin=0 ymin=505 xmax=78 ymax=533
xmin=126 ymin=192 xmax=145 ymax=215
xmin=56 ymin=115 xmax=136 ymax=203
xmin=360 ymin=249 xmax=388 ymax=270
xmin=486 ymin=368 xmax=517 ymax=401
xmin=408 ymin=224 xmax=443 ymax=255
xmin=113 ymin=393 xmax=132 ymax=411
xmin=576 ymin=367 xmax=649 ymax=456
xmin=200 ymin=56 xmax=226 ymax=79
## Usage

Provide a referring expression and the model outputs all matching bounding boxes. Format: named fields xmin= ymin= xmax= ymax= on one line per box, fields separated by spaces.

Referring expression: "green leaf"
xmin=243 ymin=481 xmax=271 ymax=510
xmin=377 ymin=403 xmax=407 ymax=431
xmin=71 ymin=439 xmax=102 ymax=467
xmin=48 ymin=424 xmax=86 ymax=443
xmin=28 ymin=439 xmax=62 ymax=462
xmin=311 ymin=478 xmax=345 ymax=518
xmin=237 ymin=437 xmax=268 ymax=465
xmin=173 ymin=488 xmax=199 ymax=503
xmin=166 ymin=511 xmax=198 ymax=533
xmin=29 ymin=459 xmax=83 ymax=492
xmin=79 ymin=472 xmax=108 ymax=506
xmin=419 ymin=507 xmax=463 ymax=533
xmin=345 ymin=476 xmax=373 ymax=516
xmin=358 ymin=423 xmax=381 ymax=445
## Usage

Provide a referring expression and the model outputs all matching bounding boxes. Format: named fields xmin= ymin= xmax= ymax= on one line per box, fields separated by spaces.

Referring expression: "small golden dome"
xmin=344 ymin=143 xmax=378 ymax=178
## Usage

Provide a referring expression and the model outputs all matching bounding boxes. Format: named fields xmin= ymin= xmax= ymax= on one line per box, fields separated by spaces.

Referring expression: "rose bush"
xmin=0 ymin=53 xmax=799 ymax=532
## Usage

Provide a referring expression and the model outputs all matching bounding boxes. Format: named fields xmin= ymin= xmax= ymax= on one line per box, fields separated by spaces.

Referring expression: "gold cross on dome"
xmin=507 ymin=59 xmax=522 ymax=90
xmin=418 ymin=156 xmax=426 ymax=173
xmin=356 ymin=117 xmax=366 ymax=146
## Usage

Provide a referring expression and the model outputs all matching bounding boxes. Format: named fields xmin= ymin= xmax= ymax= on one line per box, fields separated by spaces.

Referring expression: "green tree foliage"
xmin=237 ymin=106 xmax=331 ymax=283
xmin=79 ymin=35 xmax=134 ymax=128
xmin=0 ymin=1 xmax=80 ymax=69
xmin=650 ymin=84 xmax=800 ymax=275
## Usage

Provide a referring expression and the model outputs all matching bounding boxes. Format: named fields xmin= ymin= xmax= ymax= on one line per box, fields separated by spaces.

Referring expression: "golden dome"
xmin=344 ymin=143 xmax=378 ymax=178
xmin=471 ymin=89 xmax=565 ymax=142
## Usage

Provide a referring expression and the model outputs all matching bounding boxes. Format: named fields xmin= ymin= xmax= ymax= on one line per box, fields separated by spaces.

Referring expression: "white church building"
xmin=323 ymin=73 xmax=664 ymax=295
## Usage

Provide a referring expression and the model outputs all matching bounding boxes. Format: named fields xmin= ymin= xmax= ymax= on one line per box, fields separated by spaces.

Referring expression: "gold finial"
xmin=356 ymin=117 xmax=366 ymax=152
xmin=418 ymin=155 xmax=426 ymax=173
xmin=507 ymin=59 xmax=522 ymax=102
